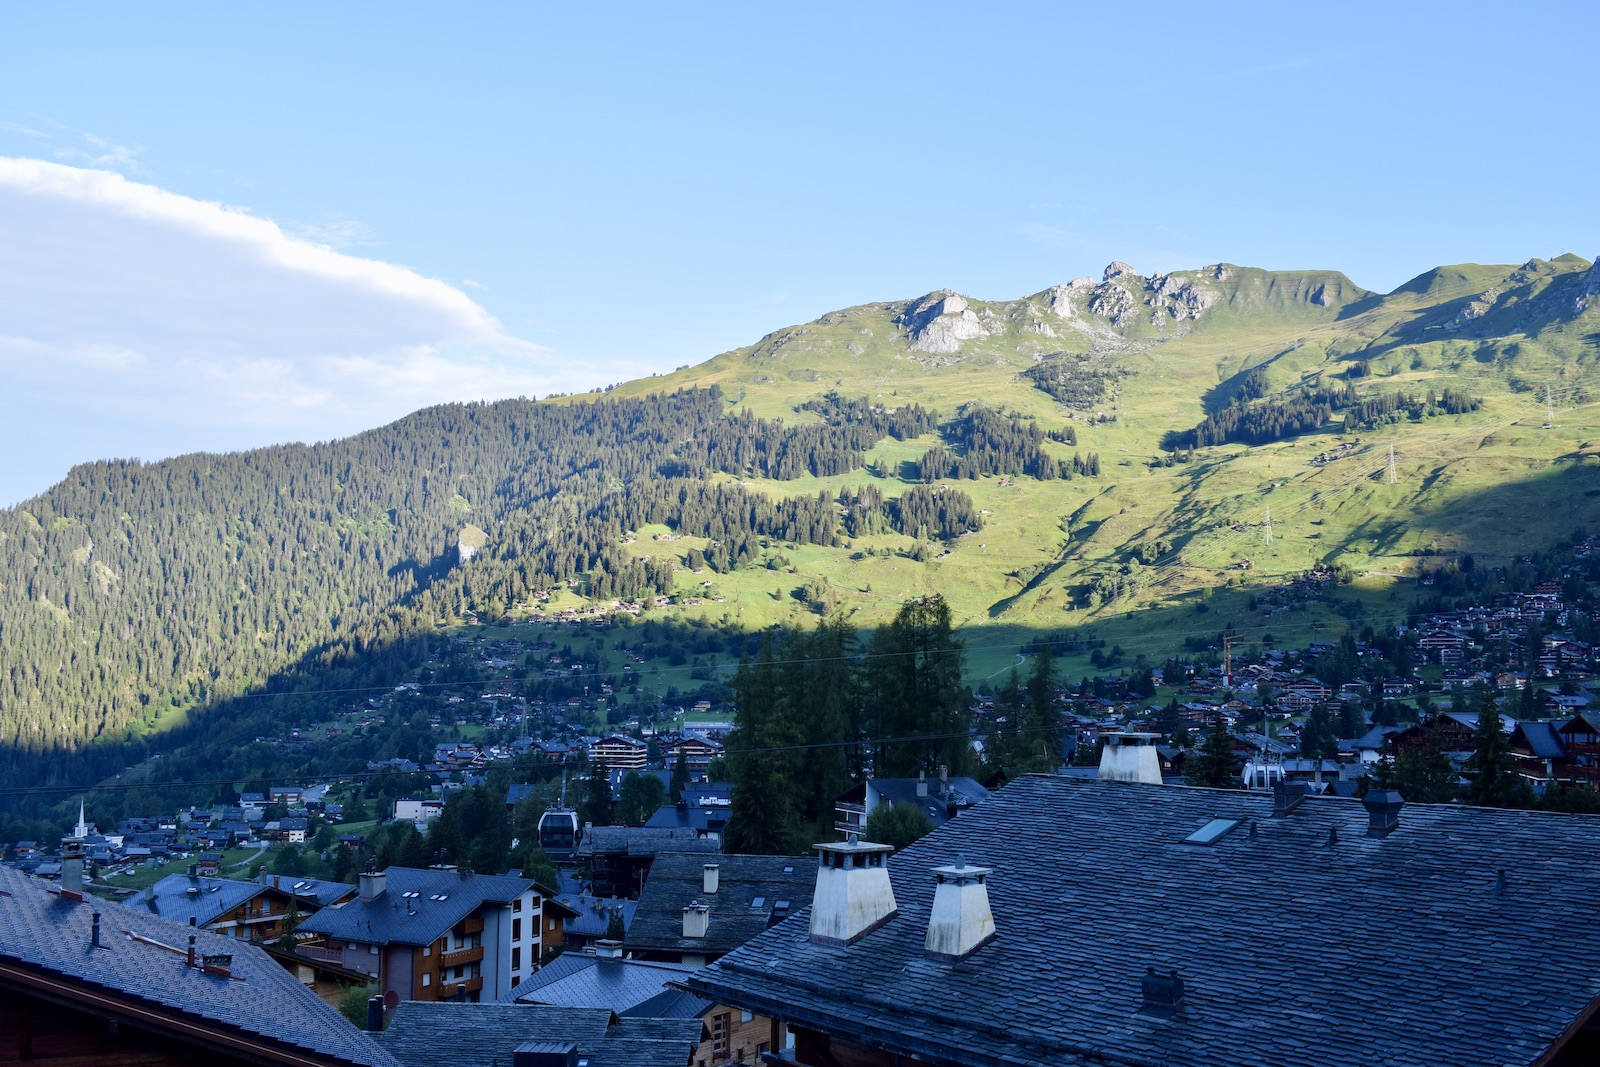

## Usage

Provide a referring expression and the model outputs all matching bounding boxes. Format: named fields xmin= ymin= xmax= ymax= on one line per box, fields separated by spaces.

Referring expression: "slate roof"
xmin=626 ymin=853 xmax=814 ymax=957
xmin=1515 ymin=720 xmax=1567 ymax=759
xmin=688 ymin=775 xmax=1600 ymax=1067
xmin=620 ymin=986 xmax=714 ymax=1021
xmin=558 ymin=894 xmax=637 ymax=939
xmin=124 ymin=872 xmax=263 ymax=927
xmin=298 ymin=866 xmax=536 ymax=946
xmin=643 ymin=802 xmax=730 ymax=834
xmin=861 ymin=777 xmax=990 ymax=828
xmin=574 ymin=827 xmax=720 ymax=860
xmin=376 ymin=1002 xmax=697 ymax=1067
xmin=0 ymin=867 xmax=399 ymax=1067
xmin=503 ymin=953 xmax=694 ymax=1012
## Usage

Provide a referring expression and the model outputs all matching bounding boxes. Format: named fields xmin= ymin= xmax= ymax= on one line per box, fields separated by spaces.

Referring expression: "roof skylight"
xmin=1183 ymin=819 xmax=1242 ymax=846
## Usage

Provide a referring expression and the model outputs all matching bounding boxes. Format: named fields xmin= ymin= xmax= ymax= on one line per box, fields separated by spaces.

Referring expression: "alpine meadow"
xmin=3 ymin=252 xmax=1600 ymax=826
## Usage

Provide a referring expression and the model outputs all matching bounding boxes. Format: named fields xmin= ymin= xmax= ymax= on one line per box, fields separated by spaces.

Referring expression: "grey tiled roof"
xmin=575 ymin=827 xmax=720 ymax=860
xmin=688 ymin=775 xmax=1600 ymax=1067
xmin=123 ymin=872 xmax=263 ymax=927
xmin=504 ymin=953 xmax=694 ymax=1012
xmin=626 ymin=853 xmax=813 ymax=957
xmin=0 ymin=867 xmax=398 ymax=1067
xmin=1516 ymin=720 xmax=1566 ymax=759
xmin=558 ymin=895 xmax=636 ymax=939
xmin=298 ymin=866 xmax=534 ymax=947
xmin=620 ymin=987 xmax=714 ymax=1021
xmin=378 ymin=1003 xmax=610 ymax=1067
xmin=376 ymin=1002 xmax=697 ymax=1067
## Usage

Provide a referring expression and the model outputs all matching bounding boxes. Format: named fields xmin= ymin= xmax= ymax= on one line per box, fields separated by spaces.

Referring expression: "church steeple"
xmin=74 ymin=802 xmax=89 ymax=840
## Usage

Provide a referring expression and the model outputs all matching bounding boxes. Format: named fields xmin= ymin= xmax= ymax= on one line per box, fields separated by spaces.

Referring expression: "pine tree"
xmin=1017 ymin=643 xmax=1062 ymax=773
xmin=580 ymin=770 xmax=615 ymax=828
xmin=669 ymin=749 xmax=690 ymax=802
xmin=866 ymin=596 xmax=972 ymax=778
xmin=1393 ymin=731 xmax=1458 ymax=804
xmin=1462 ymin=693 xmax=1532 ymax=808
xmin=724 ymin=636 xmax=806 ymax=855
xmin=1184 ymin=713 xmax=1241 ymax=788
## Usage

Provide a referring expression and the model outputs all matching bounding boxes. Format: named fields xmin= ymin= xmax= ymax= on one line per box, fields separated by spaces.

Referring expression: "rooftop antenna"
xmin=1386 ymin=445 xmax=1398 ymax=485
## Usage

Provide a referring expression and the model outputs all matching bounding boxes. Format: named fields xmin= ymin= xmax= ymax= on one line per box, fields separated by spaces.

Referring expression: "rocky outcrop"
xmin=1103 ymin=261 xmax=1136 ymax=282
xmin=1575 ymin=256 xmax=1600 ymax=315
xmin=1088 ymin=283 xmax=1137 ymax=326
xmin=1045 ymin=278 xmax=1094 ymax=319
xmin=1145 ymin=273 xmax=1219 ymax=321
xmin=898 ymin=291 xmax=993 ymax=353
xmin=1443 ymin=288 xmax=1503 ymax=332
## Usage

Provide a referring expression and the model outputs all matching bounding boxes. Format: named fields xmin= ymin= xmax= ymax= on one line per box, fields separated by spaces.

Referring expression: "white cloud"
xmin=0 ymin=158 xmax=633 ymax=506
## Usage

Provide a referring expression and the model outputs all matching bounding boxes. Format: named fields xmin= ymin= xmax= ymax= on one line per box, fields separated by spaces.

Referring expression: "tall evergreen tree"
xmin=1016 ymin=643 xmax=1062 ymax=773
xmin=1462 ymin=693 xmax=1531 ymax=808
xmin=579 ymin=770 xmax=615 ymax=828
xmin=866 ymin=596 xmax=972 ymax=778
xmin=1185 ymin=713 xmax=1241 ymax=788
xmin=724 ymin=636 xmax=806 ymax=855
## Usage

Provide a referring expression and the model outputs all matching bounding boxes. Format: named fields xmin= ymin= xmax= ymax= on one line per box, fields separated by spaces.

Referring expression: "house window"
xmin=740 ymin=1010 xmax=752 ymax=1023
xmin=712 ymin=1012 xmax=729 ymax=1057
xmin=513 ymin=898 xmax=522 ymax=912
xmin=512 ymin=947 xmax=521 ymax=970
xmin=548 ymin=918 xmax=556 ymax=931
xmin=423 ymin=944 xmax=431 ymax=956
xmin=422 ymin=973 xmax=431 ymax=987
xmin=512 ymin=919 xmax=521 ymax=940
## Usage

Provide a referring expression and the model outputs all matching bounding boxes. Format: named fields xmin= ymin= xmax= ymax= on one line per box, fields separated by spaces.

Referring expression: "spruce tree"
xmin=1185 ymin=713 xmax=1241 ymax=788
xmin=1462 ymin=693 xmax=1531 ymax=808
xmin=669 ymin=749 xmax=690 ymax=802
xmin=1017 ymin=642 xmax=1062 ymax=773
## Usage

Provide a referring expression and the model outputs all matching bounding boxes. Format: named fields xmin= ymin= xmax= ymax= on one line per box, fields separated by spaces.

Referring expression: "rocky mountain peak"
xmin=1102 ymin=261 xmax=1136 ymax=282
xmin=897 ymin=291 xmax=993 ymax=354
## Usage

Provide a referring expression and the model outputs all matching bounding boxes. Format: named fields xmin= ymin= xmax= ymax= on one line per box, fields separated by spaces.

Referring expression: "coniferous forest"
xmin=2 ymin=386 xmax=1072 ymax=811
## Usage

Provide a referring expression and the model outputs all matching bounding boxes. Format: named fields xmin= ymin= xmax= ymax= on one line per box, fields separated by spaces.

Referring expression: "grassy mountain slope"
xmin=4 ymin=253 xmax=1599 ymax=775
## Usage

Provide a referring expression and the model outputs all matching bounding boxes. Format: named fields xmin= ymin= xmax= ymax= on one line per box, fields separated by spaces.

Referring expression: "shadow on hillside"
xmin=8 ymin=459 xmax=1600 ymax=831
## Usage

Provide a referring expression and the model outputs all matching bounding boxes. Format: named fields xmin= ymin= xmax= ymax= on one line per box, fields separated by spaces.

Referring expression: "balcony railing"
xmin=295 ymin=944 xmax=345 ymax=965
xmin=440 ymin=976 xmax=483 ymax=998
xmin=441 ymin=945 xmax=484 ymax=968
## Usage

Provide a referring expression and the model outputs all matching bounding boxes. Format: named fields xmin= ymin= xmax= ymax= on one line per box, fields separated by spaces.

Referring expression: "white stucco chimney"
xmin=808 ymin=840 xmax=898 ymax=947
xmin=682 ymin=901 xmax=710 ymax=938
xmin=1097 ymin=731 xmax=1163 ymax=785
xmin=703 ymin=863 xmax=720 ymax=894
xmin=923 ymin=862 xmax=996 ymax=963
xmin=359 ymin=868 xmax=388 ymax=901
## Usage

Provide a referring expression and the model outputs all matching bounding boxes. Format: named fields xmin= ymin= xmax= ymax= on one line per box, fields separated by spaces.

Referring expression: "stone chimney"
xmin=681 ymin=901 xmax=710 ymax=939
xmin=1140 ymin=968 xmax=1186 ymax=1017
xmin=1271 ymin=781 xmax=1307 ymax=817
xmin=923 ymin=863 xmax=996 ymax=963
xmin=916 ymin=772 xmax=928 ymax=799
xmin=702 ymin=863 xmax=719 ymax=895
xmin=359 ymin=867 xmax=388 ymax=902
xmin=809 ymin=840 xmax=897 ymax=947
xmin=1363 ymin=789 xmax=1403 ymax=837
xmin=594 ymin=939 xmax=625 ymax=959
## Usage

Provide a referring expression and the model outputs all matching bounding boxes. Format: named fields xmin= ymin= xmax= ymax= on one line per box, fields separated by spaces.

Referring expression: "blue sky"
xmin=1 ymin=2 xmax=1597 ymax=504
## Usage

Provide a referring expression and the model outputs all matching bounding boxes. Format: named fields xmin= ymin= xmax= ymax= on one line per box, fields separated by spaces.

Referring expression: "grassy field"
xmin=561 ymin=257 xmax=1600 ymax=679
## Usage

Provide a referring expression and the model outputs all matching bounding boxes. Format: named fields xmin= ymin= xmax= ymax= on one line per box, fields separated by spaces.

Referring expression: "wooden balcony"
xmin=440 ymin=975 xmax=483 ymax=998
xmin=441 ymin=945 xmax=484 ymax=968
xmin=295 ymin=944 xmax=345 ymax=965
xmin=455 ymin=917 xmax=485 ymax=936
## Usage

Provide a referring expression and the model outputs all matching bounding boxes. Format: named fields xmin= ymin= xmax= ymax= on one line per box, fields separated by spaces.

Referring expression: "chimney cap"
xmin=931 ymin=862 xmax=990 ymax=883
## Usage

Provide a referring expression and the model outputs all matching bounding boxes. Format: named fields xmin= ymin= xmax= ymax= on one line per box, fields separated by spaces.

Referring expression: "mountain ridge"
xmin=3 ymin=251 xmax=1599 ymax=792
